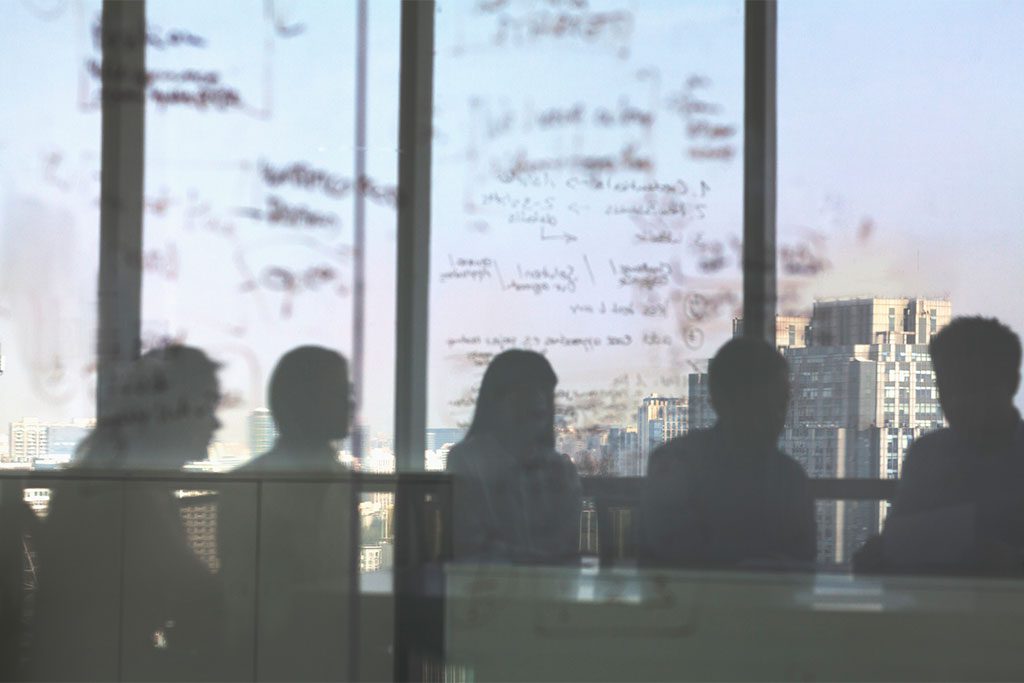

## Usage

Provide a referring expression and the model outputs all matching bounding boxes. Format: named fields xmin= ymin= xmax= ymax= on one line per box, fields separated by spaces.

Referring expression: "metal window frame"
xmin=389 ymin=0 xmax=779 ymax=467
xmin=88 ymin=2 xmax=782 ymax=679
xmin=393 ymin=0 xmax=435 ymax=474
xmin=94 ymin=0 xmax=779 ymax=473
xmin=96 ymin=0 xmax=146 ymax=417
xmin=743 ymin=0 xmax=778 ymax=344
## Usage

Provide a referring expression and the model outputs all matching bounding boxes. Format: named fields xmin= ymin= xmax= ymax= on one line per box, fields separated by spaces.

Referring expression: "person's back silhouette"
xmin=31 ymin=345 xmax=225 ymax=681
xmin=219 ymin=346 xmax=353 ymax=680
xmin=855 ymin=317 xmax=1024 ymax=576
xmin=448 ymin=349 xmax=582 ymax=564
xmin=640 ymin=337 xmax=816 ymax=570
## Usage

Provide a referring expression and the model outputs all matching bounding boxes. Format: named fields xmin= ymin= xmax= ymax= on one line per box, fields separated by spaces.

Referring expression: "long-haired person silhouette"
xmin=448 ymin=349 xmax=583 ymax=564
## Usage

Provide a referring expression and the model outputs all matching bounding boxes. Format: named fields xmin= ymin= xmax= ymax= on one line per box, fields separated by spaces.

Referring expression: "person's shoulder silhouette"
xmin=449 ymin=349 xmax=582 ymax=564
xmin=856 ymin=317 xmax=1024 ymax=577
xmin=220 ymin=346 xmax=353 ymax=680
xmin=31 ymin=345 xmax=225 ymax=680
xmin=641 ymin=337 xmax=816 ymax=570
xmin=240 ymin=346 xmax=351 ymax=473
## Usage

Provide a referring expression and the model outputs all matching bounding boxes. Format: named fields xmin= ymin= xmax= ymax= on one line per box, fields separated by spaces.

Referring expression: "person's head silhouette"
xmin=268 ymin=346 xmax=351 ymax=448
xmin=468 ymin=349 xmax=557 ymax=448
xmin=141 ymin=344 xmax=222 ymax=463
xmin=929 ymin=316 xmax=1021 ymax=438
xmin=80 ymin=344 xmax=221 ymax=469
xmin=709 ymin=337 xmax=790 ymax=444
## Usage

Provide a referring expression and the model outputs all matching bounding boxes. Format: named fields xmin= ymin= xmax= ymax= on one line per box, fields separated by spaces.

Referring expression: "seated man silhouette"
xmin=854 ymin=317 xmax=1024 ymax=577
xmin=219 ymin=346 xmax=354 ymax=680
xmin=240 ymin=345 xmax=351 ymax=473
xmin=640 ymin=337 xmax=816 ymax=570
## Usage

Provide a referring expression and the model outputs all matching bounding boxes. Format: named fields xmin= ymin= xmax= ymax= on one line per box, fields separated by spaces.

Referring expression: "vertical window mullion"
xmin=742 ymin=0 xmax=778 ymax=343
xmin=393 ymin=0 xmax=435 ymax=474
xmin=96 ymin=0 xmax=146 ymax=417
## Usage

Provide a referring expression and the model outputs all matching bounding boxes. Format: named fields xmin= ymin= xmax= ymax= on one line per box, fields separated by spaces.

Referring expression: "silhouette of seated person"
xmin=640 ymin=337 xmax=816 ymax=570
xmin=31 ymin=345 xmax=225 ymax=681
xmin=238 ymin=345 xmax=351 ymax=473
xmin=854 ymin=317 xmax=1024 ymax=577
xmin=448 ymin=349 xmax=582 ymax=564
xmin=219 ymin=346 xmax=353 ymax=680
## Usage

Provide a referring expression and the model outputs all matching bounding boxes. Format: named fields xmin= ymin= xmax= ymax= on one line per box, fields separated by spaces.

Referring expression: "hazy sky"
xmin=1 ymin=0 xmax=1023 ymax=455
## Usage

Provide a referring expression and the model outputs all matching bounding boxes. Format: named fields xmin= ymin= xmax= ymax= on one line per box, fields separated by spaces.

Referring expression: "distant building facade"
xmin=5 ymin=418 xmax=93 ymax=467
xmin=602 ymin=425 xmax=639 ymax=476
xmin=248 ymin=408 xmax=278 ymax=458
xmin=733 ymin=314 xmax=811 ymax=351
xmin=782 ymin=297 xmax=950 ymax=565
xmin=637 ymin=395 xmax=688 ymax=474
xmin=8 ymin=418 xmax=47 ymax=465
xmin=687 ymin=372 xmax=715 ymax=431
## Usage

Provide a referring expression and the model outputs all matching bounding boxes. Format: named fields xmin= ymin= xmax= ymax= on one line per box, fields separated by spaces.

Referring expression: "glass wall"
xmin=141 ymin=0 xmax=400 ymax=472
xmin=6 ymin=1 xmax=1024 ymax=680
xmin=0 ymin=0 xmax=104 ymax=470
xmin=778 ymin=0 xmax=1024 ymax=566
xmin=429 ymin=0 xmax=744 ymax=477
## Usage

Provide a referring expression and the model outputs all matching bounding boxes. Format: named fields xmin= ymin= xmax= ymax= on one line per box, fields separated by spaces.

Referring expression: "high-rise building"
xmin=248 ymin=408 xmax=278 ymax=458
xmin=637 ymin=395 xmax=688 ymax=474
xmin=806 ymin=297 xmax=951 ymax=347
xmin=733 ymin=314 xmax=811 ymax=351
xmin=8 ymin=418 xmax=48 ymax=465
xmin=782 ymin=297 xmax=950 ymax=565
xmin=601 ymin=426 xmax=639 ymax=476
xmin=4 ymin=418 xmax=94 ymax=468
xmin=687 ymin=370 xmax=715 ymax=431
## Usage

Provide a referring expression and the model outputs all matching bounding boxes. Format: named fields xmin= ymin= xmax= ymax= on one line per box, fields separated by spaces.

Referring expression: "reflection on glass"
xmin=141 ymin=1 xmax=399 ymax=472
xmin=778 ymin=0 xmax=1024 ymax=567
xmin=0 ymin=1 xmax=104 ymax=470
xmin=429 ymin=0 xmax=744 ymax=476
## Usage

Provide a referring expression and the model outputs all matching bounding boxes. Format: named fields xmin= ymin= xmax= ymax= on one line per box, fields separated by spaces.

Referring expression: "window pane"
xmin=429 ymin=0 xmax=744 ymax=478
xmin=779 ymin=0 xmax=1024 ymax=567
xmin=0 ymin=2 xmax=104 ymax=470
xmin=141 ymin=1 xmax=399 ymax=471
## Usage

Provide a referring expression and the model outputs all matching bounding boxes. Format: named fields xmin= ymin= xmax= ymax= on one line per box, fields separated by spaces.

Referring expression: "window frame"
xmin=92 ymin=0 xmax=778 ymax=471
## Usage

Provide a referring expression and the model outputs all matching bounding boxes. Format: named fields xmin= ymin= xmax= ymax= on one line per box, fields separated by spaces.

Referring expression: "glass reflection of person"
xmin=640 ymin=337 xmax=817 ymax=570
xmin=31 ymin=345 xmax=225 ymax=681
xmin=237 ymin=345 xmax=351 ymax=473
xmin=448 ymin=350 xmax=583 ymax=564
xmin=855 ymin=317 xmax=1024 ymax=577
xmin=219 ymin=346 xmax=353 ymax=681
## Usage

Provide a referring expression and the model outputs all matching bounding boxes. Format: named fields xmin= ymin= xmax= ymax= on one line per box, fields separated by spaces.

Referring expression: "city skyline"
xmin=5 ymin=1 xmax=1024 ymax=448
xmin=0 ymin=294 xmax=954 ymax=484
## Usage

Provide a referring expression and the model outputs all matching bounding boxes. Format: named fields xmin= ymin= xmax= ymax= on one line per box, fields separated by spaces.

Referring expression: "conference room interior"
xmin=3 ymin=0 xmax=1024 ymax=680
